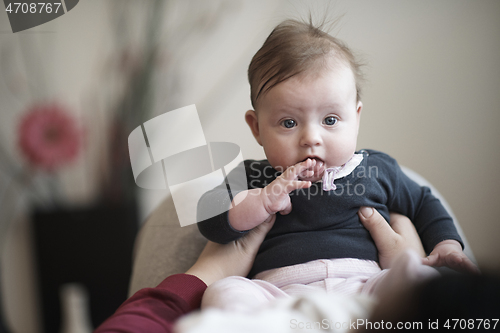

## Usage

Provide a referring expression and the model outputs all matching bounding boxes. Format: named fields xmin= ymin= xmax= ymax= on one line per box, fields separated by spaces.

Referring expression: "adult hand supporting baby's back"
xmin=186 ymin=216 xmax=276 ymax=286
xmin=358 ymin=207 xmax=426 ymax=269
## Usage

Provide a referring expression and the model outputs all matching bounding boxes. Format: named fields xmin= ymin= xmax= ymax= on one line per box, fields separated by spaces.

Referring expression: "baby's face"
xmin=246 ymin=65 xmax=362 ymax=182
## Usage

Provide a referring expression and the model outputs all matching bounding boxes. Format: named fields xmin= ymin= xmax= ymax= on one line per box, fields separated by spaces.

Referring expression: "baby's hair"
xmin=248 ymin=17 xmax=364 ymax=109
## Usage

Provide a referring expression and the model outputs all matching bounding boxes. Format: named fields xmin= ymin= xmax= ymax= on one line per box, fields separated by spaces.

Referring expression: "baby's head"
xmin=245 ymin=19 xmax=364 ymax=182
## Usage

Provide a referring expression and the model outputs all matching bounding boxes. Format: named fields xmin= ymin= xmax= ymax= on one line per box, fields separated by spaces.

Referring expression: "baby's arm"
xmin=367 ymin=150 xmax=478 ymax=273
xmin=229 ymin=158 xmax=316 ymax=231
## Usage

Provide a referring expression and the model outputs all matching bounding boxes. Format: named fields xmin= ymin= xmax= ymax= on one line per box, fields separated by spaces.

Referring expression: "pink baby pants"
xmin=201 ymin=251 xmax=438 ymax=313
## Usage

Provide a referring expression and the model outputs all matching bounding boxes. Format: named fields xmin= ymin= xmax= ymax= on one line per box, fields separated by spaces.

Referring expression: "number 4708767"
xmin=444 ymin=319 xmax=498 ymax=330
xmin=5 ymin=3 xmax=62 ymax=14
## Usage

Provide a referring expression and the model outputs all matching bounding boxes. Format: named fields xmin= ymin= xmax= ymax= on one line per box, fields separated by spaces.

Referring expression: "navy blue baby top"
xmin=197 ymin=150 xmax=463 ymax=277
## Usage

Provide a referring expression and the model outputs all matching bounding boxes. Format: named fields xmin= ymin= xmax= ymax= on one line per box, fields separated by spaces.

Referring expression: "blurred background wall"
xmin=0 ymin=0 xmax=499 ymax=332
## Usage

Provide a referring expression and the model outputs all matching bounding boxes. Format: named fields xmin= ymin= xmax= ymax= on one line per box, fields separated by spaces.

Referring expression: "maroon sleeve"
xmin=94 ymin=274 xmax=207 ymax=333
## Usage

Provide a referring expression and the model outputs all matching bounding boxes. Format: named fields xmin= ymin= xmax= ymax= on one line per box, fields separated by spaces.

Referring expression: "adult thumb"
xmin=358 ymin=207 xmax=398 ymax=254
xmin=243 ymin=215 xmax=276 ymax=249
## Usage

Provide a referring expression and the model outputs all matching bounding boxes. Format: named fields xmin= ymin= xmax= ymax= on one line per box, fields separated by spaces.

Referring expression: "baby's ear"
xmin=245 ymin=110 xmax=262 ymax=146
xmin=356 ymin=101 xmax=363 ymax=117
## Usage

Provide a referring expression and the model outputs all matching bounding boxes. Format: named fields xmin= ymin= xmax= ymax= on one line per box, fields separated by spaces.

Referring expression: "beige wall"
xmin=1 ymin=0 xmax=499 ymax=332
xmin=346 ymin=0 xmax=500 ymax=271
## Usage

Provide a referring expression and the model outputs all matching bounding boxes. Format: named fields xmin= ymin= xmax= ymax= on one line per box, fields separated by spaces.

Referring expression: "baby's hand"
xmin=261 ymin=159 xmax=315 ymax=215
xmin=422 ymin=240 xmax=480 ymax=274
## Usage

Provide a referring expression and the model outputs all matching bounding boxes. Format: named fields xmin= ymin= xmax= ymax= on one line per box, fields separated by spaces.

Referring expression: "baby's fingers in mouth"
xmin=299 ymin=168 xmax=315 ymax=178
xmin=300 ymin=158 xmax=317 ymax=172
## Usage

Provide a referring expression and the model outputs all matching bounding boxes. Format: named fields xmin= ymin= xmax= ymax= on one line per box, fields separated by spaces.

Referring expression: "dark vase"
xmin=31 ymin=201 xmax=138 ymax=333
xmin=0 ymin=276 xmax=10 ymax=333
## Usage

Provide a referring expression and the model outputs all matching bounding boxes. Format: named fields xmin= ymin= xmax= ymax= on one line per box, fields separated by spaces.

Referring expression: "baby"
xmin=197 ymin=19 xmax=475 ymax=311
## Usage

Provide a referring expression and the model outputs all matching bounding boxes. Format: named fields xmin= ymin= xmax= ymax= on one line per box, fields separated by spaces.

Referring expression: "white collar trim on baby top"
xmin=320 ymin=153 xmax=364 ymax=191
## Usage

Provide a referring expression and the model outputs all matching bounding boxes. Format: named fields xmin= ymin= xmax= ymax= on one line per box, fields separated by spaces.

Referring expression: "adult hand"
xmin=358 ymin=207 xmax=425 ymax=269
xmin=186 ymin=216 xmax=275 ymax=286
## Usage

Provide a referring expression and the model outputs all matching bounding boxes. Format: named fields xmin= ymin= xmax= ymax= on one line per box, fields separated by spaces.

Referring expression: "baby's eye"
xmin=281 ymin=119 xmax=296 ymax=128
xmin=323 ymin=116 xmax=338 ymax=126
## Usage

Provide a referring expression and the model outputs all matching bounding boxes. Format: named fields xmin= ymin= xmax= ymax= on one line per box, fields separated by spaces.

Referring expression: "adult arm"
xmin=94 ymin=218 xmax=275 ymax=333
xmin=94 ymin=274 xmax=206 ymax=333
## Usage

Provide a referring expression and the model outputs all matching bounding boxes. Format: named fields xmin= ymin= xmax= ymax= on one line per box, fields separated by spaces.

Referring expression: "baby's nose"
xmin=299 ymin=126 xmax=321 ymax=147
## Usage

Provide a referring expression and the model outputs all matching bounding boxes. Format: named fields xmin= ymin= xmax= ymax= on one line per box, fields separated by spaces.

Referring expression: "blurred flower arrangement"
xmin=19 ymin=103 xmax=83 ymax=172
xmin=0 ymin=103 xmax=85 ymax=332
xmin=0 ymin=102 xmax=84 ymax=232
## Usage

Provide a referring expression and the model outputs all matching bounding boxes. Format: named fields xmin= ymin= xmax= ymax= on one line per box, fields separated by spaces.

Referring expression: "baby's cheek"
xmin=331 ymin=141 xmax=355 ymax=164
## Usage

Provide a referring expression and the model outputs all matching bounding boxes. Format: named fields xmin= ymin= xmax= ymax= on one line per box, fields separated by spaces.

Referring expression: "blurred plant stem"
xmin=101 ymin=0 xmax=165 ymax=203
xmin=100 ymin=0 xmax=235 ymax=203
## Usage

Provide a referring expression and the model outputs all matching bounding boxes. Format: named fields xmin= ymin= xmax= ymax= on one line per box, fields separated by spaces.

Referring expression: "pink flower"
xmin=18 ymin=103 xmax=83 ymax=172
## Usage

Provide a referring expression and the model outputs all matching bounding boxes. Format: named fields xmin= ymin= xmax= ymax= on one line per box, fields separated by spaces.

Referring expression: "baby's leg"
xmin=362 ymin=250 xmax=440 ymax=299
xmin=201 ymin=276 xmax=290 ymax=313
